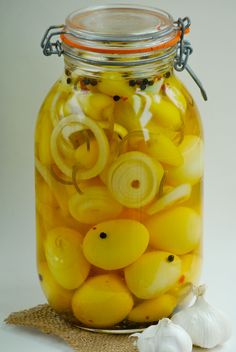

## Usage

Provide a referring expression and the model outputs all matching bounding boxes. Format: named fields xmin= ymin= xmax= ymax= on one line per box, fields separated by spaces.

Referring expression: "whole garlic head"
xmin=131 ymin=318 xmax=192 ymax=352
xmin=172 ymin=285 xmax=232 ymax=349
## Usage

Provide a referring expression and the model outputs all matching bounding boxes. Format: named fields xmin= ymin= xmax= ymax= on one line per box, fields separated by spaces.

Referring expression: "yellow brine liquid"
xmin=35 ymin=69 xmax=203 ymax=330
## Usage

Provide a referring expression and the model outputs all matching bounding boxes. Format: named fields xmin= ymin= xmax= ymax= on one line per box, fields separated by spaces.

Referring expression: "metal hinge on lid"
xmin=174 ymin=17 xmax=208 ymax=101
xmin=41 ymin=25 xmax=64 ymax=56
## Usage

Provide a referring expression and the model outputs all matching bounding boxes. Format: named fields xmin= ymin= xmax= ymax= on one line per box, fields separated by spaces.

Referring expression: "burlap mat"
xmin=4 ymin=304 xmax=137 ymax=352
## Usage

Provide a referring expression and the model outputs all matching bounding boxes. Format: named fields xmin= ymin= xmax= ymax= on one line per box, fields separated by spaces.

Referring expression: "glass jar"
xmin=35 ymin=4 xmax=204 ymax=333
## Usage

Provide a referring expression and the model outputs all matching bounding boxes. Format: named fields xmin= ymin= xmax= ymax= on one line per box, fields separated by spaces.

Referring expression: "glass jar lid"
xmin=61 ymin=4 xmax=186 ymax=54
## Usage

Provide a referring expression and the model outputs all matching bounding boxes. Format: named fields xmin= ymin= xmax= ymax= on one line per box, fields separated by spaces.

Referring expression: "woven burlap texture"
xmin=5 ymin=304 xmax=137 ymax=352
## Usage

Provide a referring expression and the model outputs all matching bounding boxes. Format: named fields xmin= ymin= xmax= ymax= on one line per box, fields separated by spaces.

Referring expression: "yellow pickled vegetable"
xmin=68 ymin=186 xmax=123 ymax=225
xmin=123 ymin=131 xmax=183 ymax=167
xmin=146 ymin=184 xmax=192 ymax=215
xmin=128 ymin=294 xmax=177 ymax=322
xmin=72 ymin=274 xmax=133 ymax=328
xmin=124 ymin=251 xmax=181 ymax=299
xmin=144 ymin=134 xmax=183 ymax=166
xmin=114 ymin=98 xmax=141 ymax=132
xmin=36 ymin=199 xmax=84 ymax=232
xmin=74 ymin=138 xmax=99 ymax=169
xmin=50 ymin=114 xmax=109 ymax=180
xmin=113 ymin=123 xmax=128 ymax=139
xmin=119 ymin=208 xmax=147 ymax=223
xmin=97 ymin=72 xmax=134 ymax=97
xmin=167 ymin=135 xmax=203 ymax=186
xmin=145 ymin=207 xmax=201 ymax=255
xmin=77 ymin=92 xmax=114 ymax=120
xmin=151 ymin=95 xmax=183 ymax=131
xmin=108 ymin=151 xmax=164 ymax=208
xmin=83 ymin=219 xmax=149 ymax=269
xmin=38 ymin=262 xmax=74 ymax=312
xmin=45 ymin=227 xmax=90 ymax=290
xmin=147 ymin=120 xmax=184 ymax=146
xmin=114 ymin=93 xmax=153 ymax=132
xmin=180 ymin=253 xmax=202 ymax=285
xmin=184 ymin=182 xmax=202 ymax=213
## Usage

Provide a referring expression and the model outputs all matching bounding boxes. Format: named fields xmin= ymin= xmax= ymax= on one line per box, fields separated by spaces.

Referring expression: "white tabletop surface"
xmin=1 ymin=0 xmax=236 ymax=351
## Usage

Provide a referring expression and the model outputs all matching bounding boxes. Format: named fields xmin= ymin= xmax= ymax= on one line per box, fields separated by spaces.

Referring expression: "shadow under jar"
xmin=35 ymin=4 xmax=204 ymax=333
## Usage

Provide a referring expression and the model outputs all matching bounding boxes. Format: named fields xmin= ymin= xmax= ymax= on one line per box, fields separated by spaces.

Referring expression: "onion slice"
xmin=50 ymin=114 xmax=109 ymax=180
xmin=146 ymin=183 xmax=192 ymax=215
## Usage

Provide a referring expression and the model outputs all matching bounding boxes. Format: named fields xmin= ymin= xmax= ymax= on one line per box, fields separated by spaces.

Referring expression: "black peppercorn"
xmin=65 ymin=68 xmax=71 ymax=76
xmin=142 ymin=78 xmax=149 ymax=85
xmin=167 ymin=255 xmax=175 ymax=262
xmin=82 ymin=78 xmax=90 ymax=85
xmin=140 ymin=83 xmax=147 ymax=90
xmin=90 ymin=79 xmax=97 ymax=86
xmin=148 ymin=80 xmax=154 ymax=86
xmin=100 ymin=232 xmax=107 ymax=239
xmin=129 ymin=80 xmax=136 ymax=87
xmin=113 ymin=95 xmax=121 ymax=101
xmin=164 ymin=72 xmax=171 ymax=78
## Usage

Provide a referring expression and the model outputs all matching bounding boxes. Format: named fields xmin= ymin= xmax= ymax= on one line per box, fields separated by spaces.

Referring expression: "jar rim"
xmin=61 ymin=4 xmax=188 ymax=54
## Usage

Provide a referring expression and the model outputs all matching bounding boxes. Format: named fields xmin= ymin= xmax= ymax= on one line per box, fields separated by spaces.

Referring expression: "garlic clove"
xmin=131 ymin=325 xmax=159 ymax=352
xmin=132 ymin=324 xmax=158 ymax=339
xmin=172 ymin=285 xmax=232 ymax=349
xmin=131 ymin=318 xmax=192 ymax=352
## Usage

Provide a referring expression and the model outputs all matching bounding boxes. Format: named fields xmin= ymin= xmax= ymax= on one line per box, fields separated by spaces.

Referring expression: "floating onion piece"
xmin=158 ymin=172 xmax=167 ymax=198
xmin=62 ymin=129 xmax=92 ymax=163
xmin=35 ymin=157 xmax=69 ymax=215
xmin=50 ymin=91 xmax=66 ymax=127
xmin=164 ymin=83 xmax=187 ymax=114
xmin=137 ymin=92 xmax=153 ymax=128
xmin=145 ymin=77 xmax=164 ymax=94
xmin=72 ymin=164 xmax=83 ymax=195
xmin=108 ymin=151 xmax=164 ymax=208
xmin=113 ymin=123 xmax=128 ymax=139
xmin=50 ymin=114 xmax=109 ymax=180
xmin=99 ymin=134 xmax=121 ymax=184
xmin=50 ymin=163 xmax=73 ymax=185
xmin=68 ymin=186 xmax=123 ymax=224
xmin=167 ymin=135 xmax=203 ymax=186
xmin=146 ymin=184 xmax=192 ymax=215
xmin=132 ymin=94 xmax=143 ymax=115
xmin=63 ymin=93 xmax=84 ymax=116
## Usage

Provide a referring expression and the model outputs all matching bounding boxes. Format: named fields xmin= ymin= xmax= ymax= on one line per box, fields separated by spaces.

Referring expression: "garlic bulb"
xmin=172 ymin=285 xmax=232 ymax=348
xmin=131 ymin=318 xmax=192 ymax=352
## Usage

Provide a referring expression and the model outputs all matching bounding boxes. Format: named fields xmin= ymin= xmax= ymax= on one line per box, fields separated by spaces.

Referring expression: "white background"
xmin=0 ymin=0 xmax=236 ymax=351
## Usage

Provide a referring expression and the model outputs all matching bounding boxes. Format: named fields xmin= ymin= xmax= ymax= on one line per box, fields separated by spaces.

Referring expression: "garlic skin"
xmin=131 ymin=318 xmax=192 ymax=352
xmin=172 ymin=285 xmax=232 ymax=349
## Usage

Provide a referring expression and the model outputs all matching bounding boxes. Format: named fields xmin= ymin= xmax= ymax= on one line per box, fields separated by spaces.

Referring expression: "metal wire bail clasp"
xmin=174 ymin=17 xmax=208 ymax=101
xmin=174 ymin=17 xmax=192 ymax=72
xmin=41 ymin=25 xmax=64 ymax=56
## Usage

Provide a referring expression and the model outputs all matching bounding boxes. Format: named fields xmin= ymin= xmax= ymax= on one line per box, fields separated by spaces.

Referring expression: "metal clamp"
xmin=174 ymin=17 xmax=207 ymax=101
xmin=174 ymin=17 xmax=192 ymax=72
xmin=41 ymin=25 xmax=64 ymax=56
